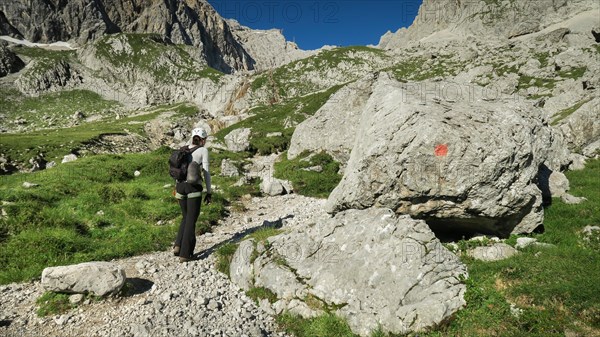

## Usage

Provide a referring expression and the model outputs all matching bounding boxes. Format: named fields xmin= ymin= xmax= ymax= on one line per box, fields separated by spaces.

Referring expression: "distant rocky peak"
xmin=380 ymin=0 xmax=599 ymax=49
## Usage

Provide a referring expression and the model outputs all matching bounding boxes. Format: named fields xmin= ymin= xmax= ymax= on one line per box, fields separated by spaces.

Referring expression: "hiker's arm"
xmin=201 ymin=148 xmax=212 ymax=194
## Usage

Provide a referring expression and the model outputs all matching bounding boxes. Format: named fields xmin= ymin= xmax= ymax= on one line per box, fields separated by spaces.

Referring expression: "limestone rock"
xmin=379 ymin=0 xmax=598 ymax=49
xmin=468 ymin=243 xmax=519 ymax=262
xmin=16 ymin=59 xmax=82 ymax=95
xmin=260 ymin=179 xmax=285 ymax=196
xmin=548 ymin=171 xmax=570 ymax=197
xmin=233 ymin=208 xmax=467 ymax=336
xmin=515 ymin=237 xmax=538 ymax=249
xmin=558 ymin=97 xmax=600 ymax=154
xmin=568 ymin=153 xmax=587 ymax=170
xmin=224 ymin=128 xmax=251 ymax=152
xmin=22 ymin=182 xmax=38 ymax=188
xmin=560 ymin=193 xmax=587 ymax=204
xmin=288 ymin=74 xmax=375 ymax=165
xmin=229 ymin=239 xmax=255 ymax=291
xmin=315 ymin=73 xmax=563 ymax=236
xmin=41 ymin=262 xmax=126 ymax=296
xmin=536 ymin=28 xmax=571 ymax=43
xmin=508 ymin=20 xmax=541 ymax=39
xmin=582 ymin=225 xmax=600 ymax=240
xmin=61 ymin=154 xmax=78 ymax=163
xmin=539 ymin=166 xmax=571 ymax=199
xmin=0 ymin=41 xmax=24 ymax=76
xmin=220 ymin=159 xmax=240 ymax=177
xmin=227 ymin=19 xmax=314 ymax=71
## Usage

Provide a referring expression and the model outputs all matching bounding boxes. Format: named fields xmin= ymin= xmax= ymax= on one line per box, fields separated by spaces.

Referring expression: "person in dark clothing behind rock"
xmin=173 ymin=128 xmax=212 ymax=263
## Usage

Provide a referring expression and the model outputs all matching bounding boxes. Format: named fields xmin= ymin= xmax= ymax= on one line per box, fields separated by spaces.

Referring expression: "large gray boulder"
xmin=232 ymin=208 xmax=467 ymax=336
xmin=288 ymin=74 xmax=375 ymax=165
xmin=224 ymin=128 xmax=251 ymax=152
xmin=41 ymin=262 xmax=126 ymax=296
xmin=295 ymin=72 xmax=567 ymax=236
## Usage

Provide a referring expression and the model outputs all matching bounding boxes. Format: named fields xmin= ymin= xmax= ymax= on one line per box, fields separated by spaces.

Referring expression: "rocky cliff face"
xmin=0 ymin=0 xmax=256 ymax=73
xmin=0 ymin=41 xmax=24 ymax=76
xmin=379 ymin=0 xmax=599 ymax=49
xmin=226 ymin=19 xmax=314 ymax=71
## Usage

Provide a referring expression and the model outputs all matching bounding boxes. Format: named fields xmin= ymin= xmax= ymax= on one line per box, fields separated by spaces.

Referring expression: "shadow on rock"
xmin=123 ymin=278 xmax=154 ymax=297
xmin=194 ymin=215 xmax=293 ymax=261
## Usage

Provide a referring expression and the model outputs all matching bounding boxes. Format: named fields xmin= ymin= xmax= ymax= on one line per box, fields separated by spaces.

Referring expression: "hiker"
xmin=173 ymin=128 xmax=212 ymax=263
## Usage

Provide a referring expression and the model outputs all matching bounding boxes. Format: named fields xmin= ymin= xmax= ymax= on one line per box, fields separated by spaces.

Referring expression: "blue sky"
xmin=208 ymin=0 xmax=423 ymax=50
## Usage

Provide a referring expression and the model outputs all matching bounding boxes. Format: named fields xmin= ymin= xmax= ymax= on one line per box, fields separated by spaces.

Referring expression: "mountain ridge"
xmin=0 ymin=0 xmax=309 ymax=72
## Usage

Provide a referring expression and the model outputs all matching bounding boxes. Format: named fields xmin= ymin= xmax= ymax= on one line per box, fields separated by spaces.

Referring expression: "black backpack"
xmin=168 ymin=146 xmax=199 ymax=181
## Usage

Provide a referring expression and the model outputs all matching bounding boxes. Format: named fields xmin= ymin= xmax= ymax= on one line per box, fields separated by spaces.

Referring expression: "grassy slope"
xmin=251 ymin=46 xmax=388 ymax=99
xmin=0 ymin=102 xmax=197 ymax=166
xmin=0 ymin=144 xmax=262 ymax=284
xmin=0 ymin=88 xmax=121 ymax=132
xmin=0 ymin=149 xmax=181 ymax=283
xmin=94 ymin=33 xmax=223 ymax=83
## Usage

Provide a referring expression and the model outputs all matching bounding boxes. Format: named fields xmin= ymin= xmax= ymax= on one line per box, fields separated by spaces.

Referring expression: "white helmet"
xmin=192 ymin=128 xmax=208 ymax=139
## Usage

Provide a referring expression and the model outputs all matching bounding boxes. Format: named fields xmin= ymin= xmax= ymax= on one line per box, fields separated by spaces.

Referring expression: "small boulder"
xmin=41 ymin=262 xmax=126 ymax=297
xmin=224 ymin=128 xmax=251 ymax=152
xmin=62 ymin=154 xmax=78 ymax=163
xmin=69 ymin=294 xmax=85 ymax=304
xmin=560 ymin=193 xmax=587 ymax=205
xmin=568 ymin=154 xmax=586 ymax=171
xmin=260 ymin=179 xmax=285 ymax=196
xmin=220 ymin=159 xmax=240 ymax=177
xmin=468 ymin=243 xmax=518 ymax=262
xmin=515 ymin=237 xmax=537 ymax=249
xmin=22 ymin=182 xmax=39 ymax=188
xmin=301 ymin=165 xmax=323 ymax=173
xmin=229 ymin=239 xmax=255 ymax=291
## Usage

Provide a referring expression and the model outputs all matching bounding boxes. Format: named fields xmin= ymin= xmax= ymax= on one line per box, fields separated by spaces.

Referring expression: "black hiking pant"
xmin=174 ymin=182 xmax=203 ymax=259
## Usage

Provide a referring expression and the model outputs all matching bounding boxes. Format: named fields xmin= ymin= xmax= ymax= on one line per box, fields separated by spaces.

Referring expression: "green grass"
xmin=12 ymin=46 xmax=76 ymax=60
xmin=251 ymin=46 xmax=388 ymax=99
xmin=558 ymin=67 xmax=587 ymax=80
xmin=215 ymin=86 xmax=341 ymax=155
xmin=0 ymin=108 xmax=156 ymax=165
xmin=535 ymin=52 xmax=550 ymax=68
xmin=0 ymin=147 xmax=231 ymax=284
xmin=274 ymin=151 xmax=342 ymax=198
xmin=215 ymin=242 xmax=239 ymax=276
xmin=277 ymin=312 xmax=356 ymax=337
xmin=94 ymin=33 xmax=223 ymax=83
xmin=245 ymin=227 xmax=283 ymax=243
xmin=551 ymin=98 xmax=593 ymax=126
xmin=36 ymin=292 xmax=75 ymax=317
xmin=246 ymin=286 xmax=278 ymax=304
xmin=389 ymin=55 xmax=463 ymax=82
xmin=10 ymin=46 xmax=78 ymax=84
xmin=0 ymin=88 xmax=120 ymax=131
